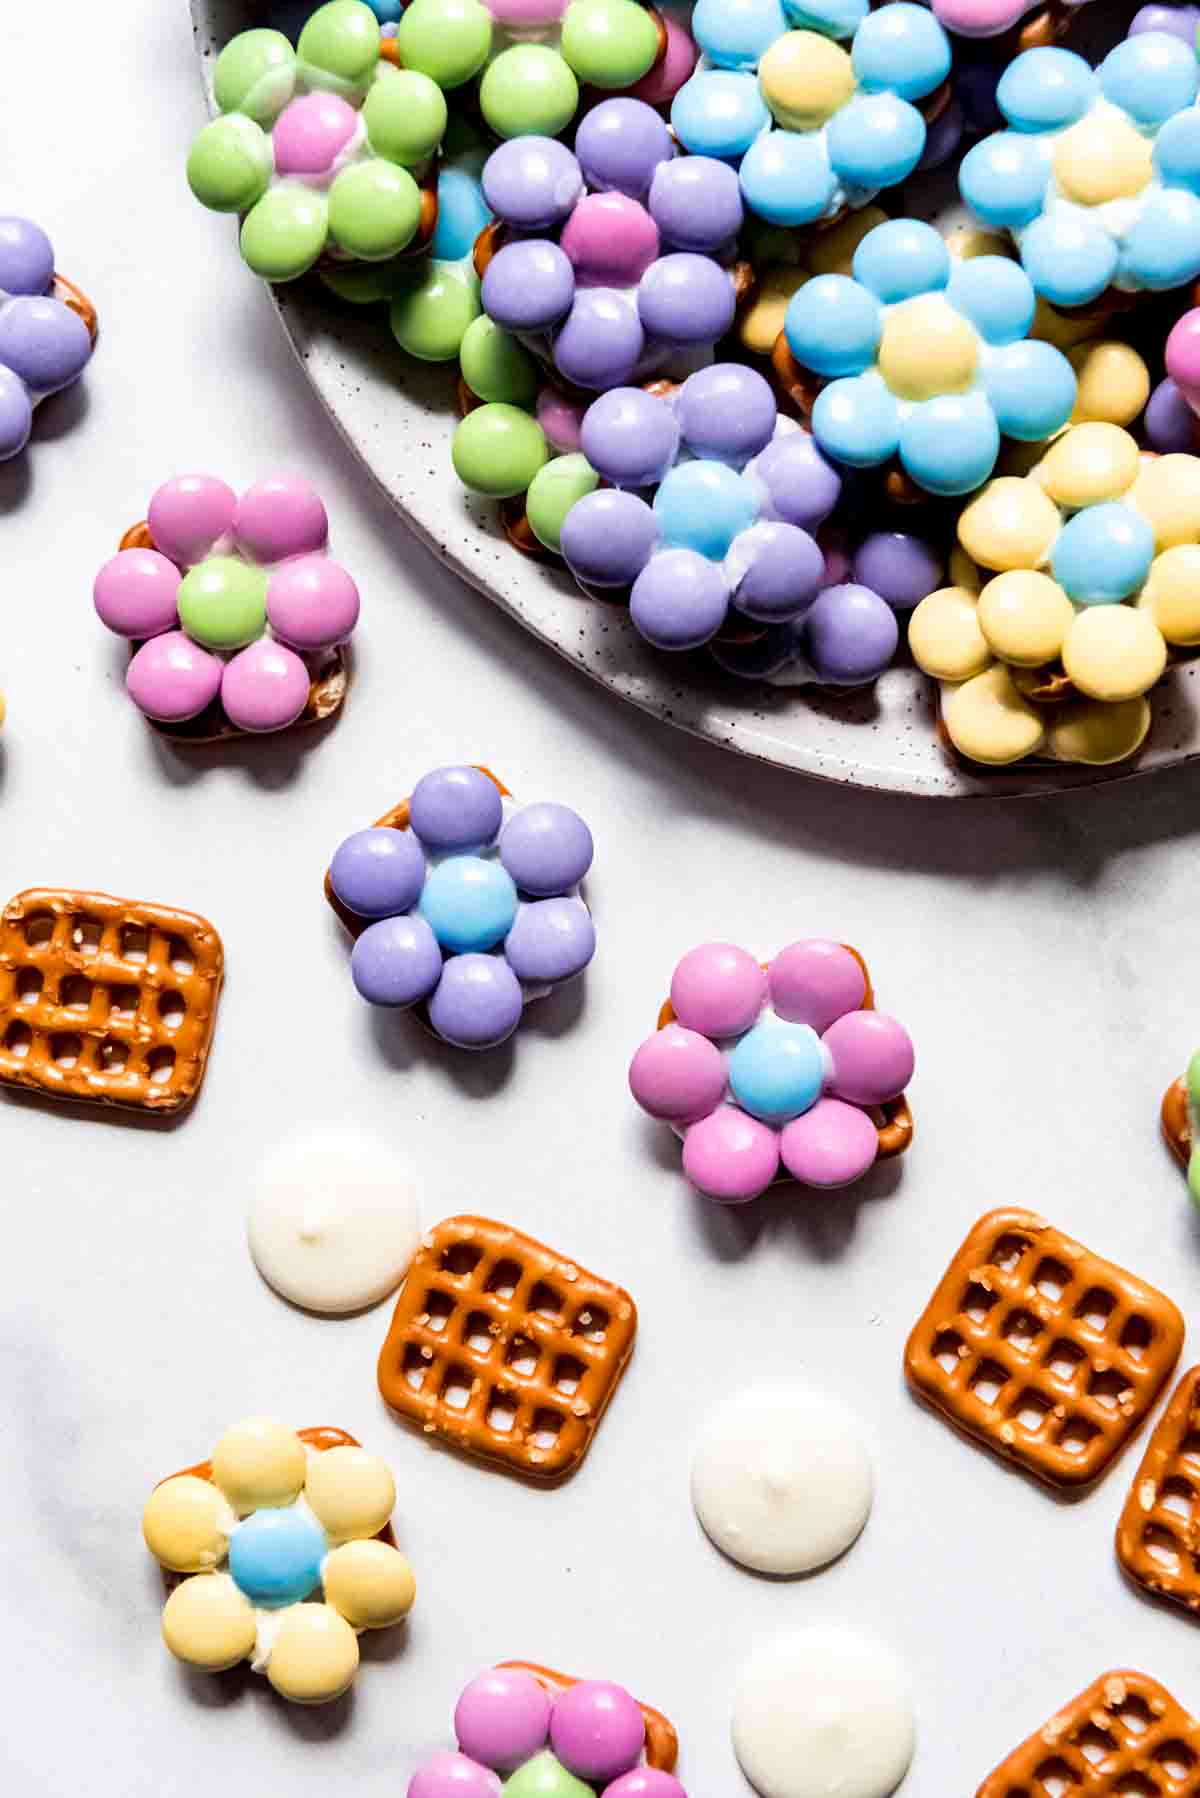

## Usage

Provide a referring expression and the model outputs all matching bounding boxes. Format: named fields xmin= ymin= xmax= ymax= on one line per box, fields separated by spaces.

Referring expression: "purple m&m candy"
xmin=754 ymin=431 xmax=842 ymax=530
xmin=455 ymin=1669 xmax=553 ymax=1770
xmin=637 ymin=254 xmax=734 ymax=349
xmin=0 ymin=217 xmax=54 ymax=295
xmin=505 ymin=897 xmax=596 ymax=982
xmin=560 ymin=489 xmax=658 ymax=587
xmin=352 ymin=913 xmax=443 ymax=1008
xmin=499 ymin=802 xmax=593 ymax=894
xmin=0 ymin=296 xmax=92 ymax=393
xmin=126 ymin=630 xmax=223 ymax=722
xmin=0 ymin=366 xmax=32 ymax=459
xmin=550 ymin=1682 xmax=645 ymax=1783
xmin=630 ymin=549 xmax=729 ymax=649
xmin=427 ymin=953 xmax=524 ymax=1049
xmin=93 ymin=549 xmax=181 ymax=639
xmin=729 ymin=522 xmax=824 ymax=625
xmin=579 ymin=387 xmax=680 ymax=488
xmin=801 ymin=583 xmax=898 ymax=685
xmin=575 ymin=98 xmax=674 ymax=200
xmin=602 ymin=1774 xmax=689 ymax=1798
xmin=648 ymin=156 xmax=742 ymax=251
xmin=408 ymin=1751 xmax=502 ymax=1798
xmin=331 ymin=827 xmax=427 ymax=919
xmin=234 ymin=473 xmax=328 ymax=560
xmin=148 ymin=474 xmax=239 ymax=566
xmin=852 ymin=533 xmax=941 ymax=610
xmin=677 ymin=364 xmax=776 ymax=465
xmin=553 ymin=290 xmax=645 ymax=389
xmin=768 ymin=939 xmax=865 ymax=1034
xmin=482 ymin=138 xmax=584 ymax=230
xmin=1145 ymin=377 xmax=1200 ymax=452
xmin=266 ymin=554 xmax=360 ymax=649
xmin=220 ymin=639 xmax=310 ymax=732
xmin=483 ymin=240 xmax=576 ymax=332
xmin=410 ymin=766 xmax=504 ymax=851
xmin=824 ymin=1010 xmax=914 ymax=1106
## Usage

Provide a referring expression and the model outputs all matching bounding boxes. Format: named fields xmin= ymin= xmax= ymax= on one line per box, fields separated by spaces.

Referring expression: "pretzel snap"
xmin=974 ymin=1669 xmax=1200 ymax=1796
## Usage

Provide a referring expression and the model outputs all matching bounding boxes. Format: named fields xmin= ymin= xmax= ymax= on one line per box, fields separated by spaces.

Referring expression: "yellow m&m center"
xmin=878 ymin=296 xmax=977 ymax=402
xmin=1053 ymin=113 xmax=1153 ymax=208
xmin=759 ymin=31 xmax=855 ymax=130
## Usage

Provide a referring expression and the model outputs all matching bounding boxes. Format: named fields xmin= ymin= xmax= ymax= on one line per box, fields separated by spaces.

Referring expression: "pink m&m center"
xmin=629 ymin=940 xmax=915 ymax=1202
xmin=272 ymin=91 xmax=361 ymax=178
xmin=409 ymin=1666 xmax=688 ymax=1797
xmin=92 ymin=472 xmax=360 ymax=735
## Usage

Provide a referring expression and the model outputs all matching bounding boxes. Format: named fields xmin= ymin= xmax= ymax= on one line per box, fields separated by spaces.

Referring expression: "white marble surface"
xmin=7 ymin=4 xmax=1200 ymax=1793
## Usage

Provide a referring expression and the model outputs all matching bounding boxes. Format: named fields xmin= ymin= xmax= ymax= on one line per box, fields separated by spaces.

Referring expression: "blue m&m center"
xmin=728 ymin=1016 xmax=827 ymax=1122
xmin=229 ymin=1504 xmax=328 ymax=1606
xmin=960 ymin=35 xmax=1200 ymax=308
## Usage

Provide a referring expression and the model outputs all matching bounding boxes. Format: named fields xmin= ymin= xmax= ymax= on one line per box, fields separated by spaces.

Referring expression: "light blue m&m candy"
xmin=654 ymin=461 xmax=761 ymax=560
xmin=959 ymin=132 xmax=1049 ymax=229
xmin=898 ymin=393 xmax=1000 ymax=497
xmin=1051 ymin=504 xmax=1155 ymax=605
xmin=693 ymin=0 xmax=788 ymax=69
xmin=1099 ymin=31 xmax=1198 ymax=129
xmin=826 ymin=92 xmax=926 ymax=190
xmin=671 ymin=70 xmax=769 ymax=159
xmin=945 ymin=256 xmax=1035 ymax=344
xmin=783 ymin=0 xmax=869 ymax=38
xmin=784 ymin=273 xmax=881 ymax=376
xmin=1019 ymin=212 xmax=1117 ymax=308
xmin=983 ymin=339 xmax=1077 ymax=441
xmin=229 ymin=1507 xmax=326 ymax=1608
xmin=812 ymin=371 xmax=900 ymax=466
xmin=1155 ymin=108 xmax=1200 ymax=194
xmin=850 ymin=3 xmax=950 ymax=102
xmin=996 ymin=47 xmax=1096 ymax=132
xmin=729 ymin=1019 xmax=824 ymax=1122
xmin=852 ymin=218 xmax=949 ymax=303
xmin=1119 ymin=188 xmax=1200 ymax=291
xmin=432 ymin=167 xmax=491 ymax=262
xmin=739 ymin=131 xmax=837 ymax=226
xmin=419 ymin=856 xmax=518 ymax=954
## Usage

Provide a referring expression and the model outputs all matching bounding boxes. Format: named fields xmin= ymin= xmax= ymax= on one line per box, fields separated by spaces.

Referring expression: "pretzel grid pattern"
xmin=377 ymin=1216 xmax=637 ymax=1481
xmin=975 ymin=1669 xmax=1200 ymax=1796
xmin=905 ymin=1208 xmax=1184 ymax=1488
xmin=1118 ymin=1366 xmax=1200 ymax=1614
xmin=0 ymin=888 xmax=223 ymax=1113
xmin=498 ymin=1662 xmax=678 ymax=1773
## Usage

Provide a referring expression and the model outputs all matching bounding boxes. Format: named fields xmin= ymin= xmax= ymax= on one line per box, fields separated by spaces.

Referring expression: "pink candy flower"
xmin=628 ymin=940 xmax=914 ymax=1202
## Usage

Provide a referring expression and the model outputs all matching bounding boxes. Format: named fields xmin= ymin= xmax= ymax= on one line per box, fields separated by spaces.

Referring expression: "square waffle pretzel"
xmin=0 ymin=888 xmax=223 ymax=1114
xmin=904 ymin=1207 xmax=1184 ymax=1489
xmin=377 ymin=1216 xmax=637 ymax=1481
xmin=498 ymin=1662 xmax=678 ymax=1773
xmin=1117 ymin=1365 xmax=1200 ymax=1614
xmin=975 ymin=1669 xmax=1200 ymax=1796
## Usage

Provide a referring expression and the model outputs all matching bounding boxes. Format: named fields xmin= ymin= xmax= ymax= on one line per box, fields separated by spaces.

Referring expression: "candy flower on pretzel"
xmin=143 ymin=1419 xmax=415 ymax=1704
xmin=629 ymin=940 xmax=914 ymax=1202
xmin=0 ymin=216 xmax=96 ymax=462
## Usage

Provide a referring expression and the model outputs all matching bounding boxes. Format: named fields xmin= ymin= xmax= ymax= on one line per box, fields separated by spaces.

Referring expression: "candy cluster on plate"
xmin=93 ymin=473 xmax=360 ymax=734
xmin=0 ymin=216 xmax=95 ymax=462
xmin=330 ymin=765 xmax=595 ymax=1048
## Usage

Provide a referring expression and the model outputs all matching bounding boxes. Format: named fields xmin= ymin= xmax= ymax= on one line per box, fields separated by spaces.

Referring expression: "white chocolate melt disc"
xmin=691 ymin=1387 xmax=873 ymax=1574
xmin=732 ymin=1629 xmax=915 ymax=1798
xmin=248 ymin=1138 xmax=420 ymax=1315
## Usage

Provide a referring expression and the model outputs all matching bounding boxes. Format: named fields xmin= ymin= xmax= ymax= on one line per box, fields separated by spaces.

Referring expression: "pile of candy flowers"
xmin=193 ymin=0 xmax=1200 ymax=772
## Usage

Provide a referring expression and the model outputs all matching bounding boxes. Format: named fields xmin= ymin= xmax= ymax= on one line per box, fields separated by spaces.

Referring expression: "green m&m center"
xmin=178 ymin=558 xmax=269 ymax=651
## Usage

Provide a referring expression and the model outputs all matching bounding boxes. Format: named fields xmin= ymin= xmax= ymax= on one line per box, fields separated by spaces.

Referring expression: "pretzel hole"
xmin=1032 ymin=1756 xmax=1079 ymax=1795
xmin=1114 ymin=1697 xmax=1152 ymax=1738
xmin=158 ymin=990 xmax=186 ymax=1030
xmin=1043 ymin=1339 xmax=1085 ymax=1387
xmin=932 ymin=1329 xmax=966 ymax=1376
xmin=463 ymin=1311 xmax=496 ymax=1357
xmin=442 ymin=1243 xmax=483 ymax=1279
xmin=1154 ymin=1740 xmax=1197 ymax=1780
xmin=50 ymin=1032 xmax=81 ymax=1068
xmin=1088 ymin=1369 xmax=1132 ymax=1412
xmin=1073 ymin=1287 xmax=1114 ymax=1334
xmin=554 ymin=1355 xmax=586 ymax=1397
xmin=1055 ymin=1415 xmax=1100 ymax=1459
xmin=401 ymin=1343 xmax=429 ymax=1391
xmin=530 ymin=1408 xmax=563 ymax=1449
xmin=71 ymin=916 xmax=102 ymax=955
xmin=1143 ymin=1524 xmax=1182 ymax=1571
xmin=1181 ymin=1430 xmax=1200 ymax=1469
xmin=167 ymin=936 xmax=194 ymax=976
xmin=991 ymin=1232 xmax=1030 ymax=1272
xmin=107 ymin=984 xmax=139 ymax=1020
xmin=441 ymin=1366 xmax=473 ymax=1410
xmin=59 ymin=975 xmax=93 ymax=1012
xmin=1161 ymin=1477 xmax=1194 ymax=1523
xmin=1002 ymin=1309 xmax=1042 ymax=1354
xmin=573 ymin=1304 xmax=609 ymax=1342
xmin=487 ymin=1394 xmax=518 ymax=1435
xmin=968 ymin=1360 xmax=1009 ymax=1408
xmin=14 ymin=968 xmax=42 ymax=1002
xmin=962 ymin=1281 xmax=998 ymax=1325
xmin=1111 ymin=1776 xmax=1155 ymax=1797
xmin=422 ymin=1290 xmax=454 ymax=1333
xmin=146 ymin=1046 xmax=175 ymax=1085
xmin=1119 ymin=1315 xmax=1151 ymax=1360
xmin=23 ymin=913 xmax=55 ymax=948
xmin=1032 ymin=1258 xmax=1071 ymax=1303
xmin=97 ymin=1039 xmax=128 ymax=1073
xmin=120 ymin=925 xmax=149 ymax=963
xmin=1010 ymin=1389 xmax=1051 ymax=1434
xmin=485 ymin=1259 xmax=521 ymax=1302
xmin=3 ymin=1020 xmax=32 ymax=1058
xmin=1076 ymin=1725 xmax=1116 ymax=1767
xmin=530 ymin=1282 xmax=563 ymax=1321
xmin=504 ymin=1335 xmax=539 ymax=1377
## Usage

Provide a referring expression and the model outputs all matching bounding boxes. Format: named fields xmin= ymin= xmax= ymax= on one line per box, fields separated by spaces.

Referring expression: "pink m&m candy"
xmin=234 ymin=473 xmax=329 ymax=562
xmin=486 ymin=0 xmax=567 ymax=19
xmin=455 ymin=1669 xmax=552 ymax=1771
xmin=603 ymin=1775 xmax=689 ymax=1798
xmin=767 ymin=940 xmax=866 ymax=1035
xmin=126 ymin=630 xmax=223 ymax=722
xmin=550 ymin=1681 xmax=645 ymax=1783
xmin=220 ymin=638 xmax=310 ymax=732
xmin=407 ymin=1751 xmax=502 ymax=1798
xmin=272 ymin=93 xmax=359 ymax=178
xmin=1165 ymin=309 xmax=1200 ymax=418
xmin=628 ymin=1023 xmax=727 ymax=1123
xmin=147 ymin=474 xmax=237 ymax=566
xmin=537 ymin=388 xmax=586 ymax=454
xmin=560 ymin=194 xmax=660 ymax=289
xmin=670 ymin=943 xmax=766 ymax=1038
xmin=824 ymin=1012 xmax=914 ymax=1108
xmin=682 ymin=1106 xmax=779 ymax=1202
xmin=780 ymin=1098 xmax=879 ymax=1189
xmin=629 ymin=14 xmax=696 ymax=108
xmin=267 ymin=554 xmax=360 ymax=650
xmin=93 ymin=548 xmax=181 ymax=639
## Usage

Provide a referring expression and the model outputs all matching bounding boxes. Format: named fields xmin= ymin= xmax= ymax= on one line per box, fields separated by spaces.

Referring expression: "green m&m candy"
xmin=502 ymin=1752 xmax=593 ymax=1798
xmin=526 ymin=454 xmax=600 ymax=552
xmin=459 ymin=315 xmax=538 ymax=406
xmin=1187 ymin=1048 xmax=1200 ymax=1109
xmin=329 ymin=161 xmax=422 ymax=260
xmin=297 ymin=0 xmax=382 ymax=98
xmin=187 ymin=115 xmax=272 ymax=214
xmin=178 ymin=558 xmax=268 ymax=651
xmin=213 ymin=28 xmax=297 ymax=125
xmin=394 ymin=0 xmax=493 ymax=90
xmin=480 ymin=44 xmax=579 ymax=140
xmin=319 ymin=262 xmax=402 ymax=304
xmin=452 ymin=403 xmax=548 ymax=498
xmin=560 ymin=0 xmax=660 ymax=88
xmin=363 ymin=66 xmax=448 ymax=167
xmin=391 ymin=264 xmax=481 ymax=361
xmin=240 ymin=186 xmax=330 ymax=280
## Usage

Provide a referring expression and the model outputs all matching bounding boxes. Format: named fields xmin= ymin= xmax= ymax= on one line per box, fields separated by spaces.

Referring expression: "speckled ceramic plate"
xmin=190 ymin=0 xmax=1200 ymax=797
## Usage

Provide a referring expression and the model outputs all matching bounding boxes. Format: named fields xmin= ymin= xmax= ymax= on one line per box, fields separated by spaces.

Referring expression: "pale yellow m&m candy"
xmin=759 ymin=31 xmax=854 ymax=130
xmin=1062 ymin=606 xmax=1167 ymax=702
xmin=739 ymin=267 xmax=808 ymax=355
xmin=162 ymin=1573 xmax=257 ymax=1672
xmin=948 ymin=545 xmax=981 ymax=593
xmin=323 ymin=1540 xmax=416 ymax=1630
xmin=878 ymin=296 xmax=976 ymax=402
xmin=1069 ymin=341 xmax=1150 ymax=428
xmin=1046 ymin=695 xmax=1151 ymax=765
xmin=1037 ymin=422 xmax=1139 ymax=509
xmin=977 ymin=570 xmax=1074 ymax=666
xmin=143 ymin=1475 xmax=232 ymax=1573
xmin=808 ymin=206 xmax=887 ymax=276
xmin=943 ymin=664 xmax=1047 ymax=764
xmin=946 ymin=224 xmax=1010 ymax=262
xmin=908 ymin=586 xmax=991 ymax=681
xmin=1129 ymin=453 xmax=1200 ymax=549
xmin=212 ymin=1418 xmax=307 ymax=1516
xmin=1053 ymin=114 xmax=1152 ymax=207
xmin=1141 ymin=543 xmax=1200 ymax=645
xmin=267 ymin=1603 xmax=360 ymax=1703
xmin=958 ymin=477 xmax=1059 ymax=571
xmin=304 ymin=1446 xmax=395 ymax=1545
